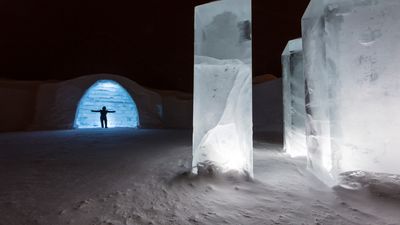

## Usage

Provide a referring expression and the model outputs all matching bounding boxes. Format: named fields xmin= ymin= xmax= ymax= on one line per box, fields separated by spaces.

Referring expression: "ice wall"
xmin=193 ymin=0 xmax=253 ymax=177
xmin=302 ymin=0 xmax=400 ymax=185
xmin=282 ymin=39 xmax=307 ymax=158
xmin=74 ymin=80 xmax=139 ymax=128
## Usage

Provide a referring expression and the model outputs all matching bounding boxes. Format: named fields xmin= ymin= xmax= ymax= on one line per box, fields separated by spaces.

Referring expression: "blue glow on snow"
xmin=74 ymin=80 xmax=139 ymax=128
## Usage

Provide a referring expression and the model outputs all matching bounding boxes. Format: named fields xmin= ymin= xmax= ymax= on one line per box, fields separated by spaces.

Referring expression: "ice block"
xmin=193 ymin=0 xmax=253 ymax=177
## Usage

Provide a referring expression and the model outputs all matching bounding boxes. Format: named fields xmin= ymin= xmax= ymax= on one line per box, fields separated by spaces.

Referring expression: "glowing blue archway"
xmin=74 ymin=80 xmax=140 ymax=128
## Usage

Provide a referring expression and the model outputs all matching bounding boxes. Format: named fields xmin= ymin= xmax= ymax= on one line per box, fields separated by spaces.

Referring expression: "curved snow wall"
xmin=156 ymin=90 xmax=193 ymax=129
xmin=31 ymin=74 xmax=163 ymax=130
xmin=74 ymin=80 xmax=139 ymax=128
xmin=0 ymin=81 xmax=42 ymax=132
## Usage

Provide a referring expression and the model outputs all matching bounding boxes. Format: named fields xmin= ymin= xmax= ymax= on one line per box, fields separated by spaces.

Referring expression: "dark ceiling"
xmin=0 ymin=0 xmax=310 ymax=92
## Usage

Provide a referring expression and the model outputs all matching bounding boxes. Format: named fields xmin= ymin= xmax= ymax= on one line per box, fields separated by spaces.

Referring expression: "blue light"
xmin=74 ymin=80 xmax=139 ymax=128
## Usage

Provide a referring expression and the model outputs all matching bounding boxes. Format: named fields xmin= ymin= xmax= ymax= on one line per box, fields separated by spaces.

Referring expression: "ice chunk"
xmin=282 ymin=39 xmax=307 ymax=158
xmin=302 ymin=0 xmax=400 ymax=185
xmin=193 ymin=0 xmax=252 ymax=177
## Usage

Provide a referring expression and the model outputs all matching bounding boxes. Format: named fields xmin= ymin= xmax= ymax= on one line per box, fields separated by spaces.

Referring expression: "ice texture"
xmin=194 ymin=0 xmax=252 ymax=63
xmin=74 ymin=80 xmax=139 ymax=128
xmin=282 ymin=39 xmax=307 ymax=158
xmin=302 ymin=0 xmax=400 ymax=185
xmin=193 ymin=0 xmax=253 ymax=177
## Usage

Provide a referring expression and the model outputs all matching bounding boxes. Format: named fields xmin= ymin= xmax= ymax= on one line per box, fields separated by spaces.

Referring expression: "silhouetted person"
xmin=91 ymin=106 xmax=116 ymax=128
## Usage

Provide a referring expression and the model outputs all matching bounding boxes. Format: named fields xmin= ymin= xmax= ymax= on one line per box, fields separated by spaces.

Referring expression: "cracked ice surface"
xmin=193 ymin=0 xmax=252 ymax=177
xmin=282 ymin=39 xmax=307 ymax=158
xmin=302 ymin=0 xmax=400 ymax=185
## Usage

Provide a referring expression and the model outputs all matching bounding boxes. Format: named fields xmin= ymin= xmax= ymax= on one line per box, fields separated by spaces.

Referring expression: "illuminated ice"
xmin=193 ymin=0 xmax=253 ymax=177
xmin=282 ymin=38 xmax=307 ymax=157
xmin=302 ymin=0 xmax=400 ymax=185
xmin=74 ymin=80 xmax=139 ymax=128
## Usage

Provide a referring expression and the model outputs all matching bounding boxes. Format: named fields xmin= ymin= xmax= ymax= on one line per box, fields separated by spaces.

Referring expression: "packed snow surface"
xmin=1 ymin=129 xmax=400 ymax=225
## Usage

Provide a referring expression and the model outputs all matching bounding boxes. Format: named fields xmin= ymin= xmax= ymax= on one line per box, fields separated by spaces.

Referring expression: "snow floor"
xmin=0 ymin=129 xmax=400 ymax=225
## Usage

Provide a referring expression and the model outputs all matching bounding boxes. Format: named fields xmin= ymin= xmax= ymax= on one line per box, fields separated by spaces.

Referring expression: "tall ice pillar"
xmin=282 ymin=38 xmax=307 ymax=158
xmin=193 ymin=0 xmax=253 ymax=177
xmin=302 ymin=0 xmax=400 ymax=185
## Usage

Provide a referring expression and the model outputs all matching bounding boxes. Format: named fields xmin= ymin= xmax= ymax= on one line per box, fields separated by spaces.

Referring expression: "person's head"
xmin=102 ymin=106 xmax=106 ymax=110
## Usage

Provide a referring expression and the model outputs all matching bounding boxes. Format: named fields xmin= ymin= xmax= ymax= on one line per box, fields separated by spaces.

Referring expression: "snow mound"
xmin=0 ymin=80 xmax=42 ymax=132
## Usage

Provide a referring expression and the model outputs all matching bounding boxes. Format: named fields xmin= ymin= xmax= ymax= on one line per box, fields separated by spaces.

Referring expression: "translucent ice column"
xmin=302 ymin=0 xmax=400 ymax=185
xmin=282 ymin=39 xmax=307 ymax=158
xmin=193 ymin=0 xmax=253 ymax=177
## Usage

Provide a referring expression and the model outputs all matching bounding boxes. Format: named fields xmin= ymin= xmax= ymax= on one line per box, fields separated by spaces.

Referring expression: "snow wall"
xmin=0 ymin=75 xmax=282 ymax=132
xmin=0 ymin=81 xmax=42 ymax=132
xmin=303 ymin=0 xmax=400 ymax=185
xmin=31 ymin=74 xmax=162 ymax=130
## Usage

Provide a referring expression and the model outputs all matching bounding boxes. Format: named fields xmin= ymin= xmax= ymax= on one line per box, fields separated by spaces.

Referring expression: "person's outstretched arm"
xmin=91 ymin=110 xmax=100 ymax=112
xmin=108 ymin=110 xmax=116 ymax=113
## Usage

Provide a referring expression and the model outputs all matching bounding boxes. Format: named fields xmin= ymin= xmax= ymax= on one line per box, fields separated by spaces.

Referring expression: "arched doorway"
xmin=74 ymin=80 xmax=139 ymax=128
